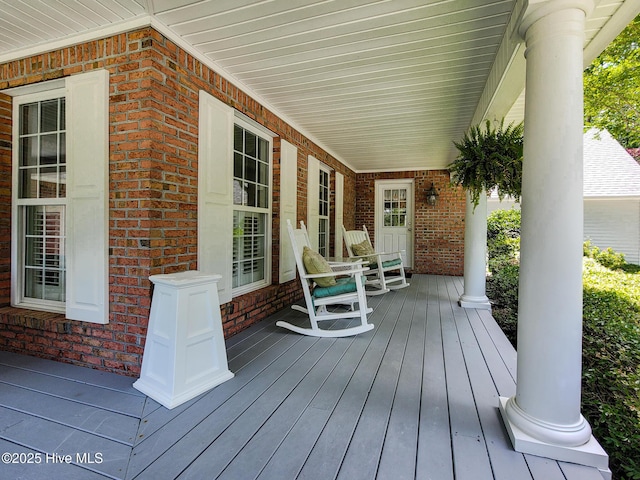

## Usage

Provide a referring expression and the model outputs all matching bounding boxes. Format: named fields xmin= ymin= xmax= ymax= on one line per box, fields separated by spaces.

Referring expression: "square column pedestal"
xmin=134 ymin=271 xmax=234 ymax=409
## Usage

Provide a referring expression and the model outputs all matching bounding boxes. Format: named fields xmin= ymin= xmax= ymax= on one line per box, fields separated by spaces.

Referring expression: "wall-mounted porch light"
xmin=426 ymin=182 xmax=439 ymax=206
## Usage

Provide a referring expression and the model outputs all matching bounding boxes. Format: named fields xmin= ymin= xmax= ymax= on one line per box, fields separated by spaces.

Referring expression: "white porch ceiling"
xmin=0 ymin=0 xmax=637 ymax=172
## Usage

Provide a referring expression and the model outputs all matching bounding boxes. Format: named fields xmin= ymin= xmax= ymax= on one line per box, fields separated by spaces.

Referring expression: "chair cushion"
xmin=351 ymin=239 xmax=377 ymax=265
xmin=302 ymin=246 xmax=336 ymax=287
xmin=382 ymin=258 xmax=402 ymax=268
xmin=313 ymin=275 xmax=366 ymax=298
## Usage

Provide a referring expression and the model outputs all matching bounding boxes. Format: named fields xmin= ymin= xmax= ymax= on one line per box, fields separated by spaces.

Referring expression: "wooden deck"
xmin=0 ymin=275 xmax=605 ymax=480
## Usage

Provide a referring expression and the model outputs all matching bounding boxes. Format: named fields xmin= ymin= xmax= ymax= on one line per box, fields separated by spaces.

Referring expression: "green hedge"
xmin=486 ymin=209 xmax=640 ymax=480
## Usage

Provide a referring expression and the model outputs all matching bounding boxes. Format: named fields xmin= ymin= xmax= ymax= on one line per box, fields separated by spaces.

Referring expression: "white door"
xmin=375 ymin=180 xmax=414 ymax=268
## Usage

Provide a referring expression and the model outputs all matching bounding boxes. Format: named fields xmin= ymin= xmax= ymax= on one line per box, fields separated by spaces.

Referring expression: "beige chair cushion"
xmin=302 ymin=246 xmax=336 ymax=287
xmin=351 ymin=239 xmax=377 ymax=265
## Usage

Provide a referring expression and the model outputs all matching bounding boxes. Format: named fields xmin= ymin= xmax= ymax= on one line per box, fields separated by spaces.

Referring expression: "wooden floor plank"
xmin=0 ymin=366 xmax=145 ymax=417
xmin=130 ymin=335 xmax=321 ymax=480
xmin=0 ymin=275 xmax=608 ymax=480
xmin=296 ymin=286 xmax=411 ymax=480
xmin=336 ymin=284 xmax=416 ymax=480
xmin=376 ymin=275 xmax=426 ymax=480
xmin=559 ymin=460 xmax=607 ymax=480
xmin=0 ymin=406 xmax=132 ymax=479
xmin=0 ymin=383 xmax=139 ymax=445
xmin=0 ymin=350 xmax=141 ymax=395
xmin=254 ymin=296 xmax=395 ymax=480
xmin=132 ymin=328 xmax=301 ymax=445
xmin=199 ymin=338 xmax=354 ymax=480
xmin=0 ymin=438 xmax=113 ymax=480
xmin=176 ymin=339 xmax=337 ymax=479
xmin=416 ymin=275 xmax=454 ymax=480
xmin=476 ymin=308 xmax=518 ymax=381
xmin=454 ymin=308 xmax=534 ymax=479
xmin=439 ymin=276 xmax=494 ymax=480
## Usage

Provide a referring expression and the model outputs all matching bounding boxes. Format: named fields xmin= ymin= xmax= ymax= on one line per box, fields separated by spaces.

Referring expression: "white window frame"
xmin=12 ymin=87 xmax=67 ymax=313
xmin=231 ymin=116 xmax=273 ymax=297
xmin=318 ymin=164 xmax=331 ymax=258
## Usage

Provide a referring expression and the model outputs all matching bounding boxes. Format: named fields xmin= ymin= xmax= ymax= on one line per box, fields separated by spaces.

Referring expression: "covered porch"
xmin=0 ymin=275 xmax=604 ymax=480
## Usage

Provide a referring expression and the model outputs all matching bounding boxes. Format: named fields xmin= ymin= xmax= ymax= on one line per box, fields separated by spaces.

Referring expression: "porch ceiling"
xmin=0 ymin=0 xmax=637 ymax=172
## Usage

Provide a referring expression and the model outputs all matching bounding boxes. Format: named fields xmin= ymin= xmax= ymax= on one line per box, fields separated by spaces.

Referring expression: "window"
xmin=383 ymin=188 xmax=407 ymax=227
xmin=232 ymin=122 xmax=271 ymax=292
xmin=9 ymin=70 xmax=109 ymax=323
xmin=14 ymin=94 xmax=67 ymax=310
xmin=318 ymin=166 xmax=330 ymax=257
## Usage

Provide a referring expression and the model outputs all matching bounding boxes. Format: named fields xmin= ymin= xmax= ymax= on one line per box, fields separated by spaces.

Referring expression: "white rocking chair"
xmin=276 ymin=220 xmax=374 ymax=338
xmin=341 ymin=224 xmax=410 ymax=295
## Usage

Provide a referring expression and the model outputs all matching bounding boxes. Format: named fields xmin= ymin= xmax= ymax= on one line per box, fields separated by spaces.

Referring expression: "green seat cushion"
xmin=302 ymin=246 xmax=336 ymax=287
xmin=351 ymin=239 xmax=377 ymax=265
xmin=313 ymin=275 xmax=366 ymax=298
xmin=368 ymin=258 xmax=402 ymax=271
xmin=382 ymin=258 xmax=402 ymax=268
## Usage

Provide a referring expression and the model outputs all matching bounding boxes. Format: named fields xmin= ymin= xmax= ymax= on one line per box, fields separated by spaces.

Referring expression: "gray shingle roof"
xmin=583 ymin=128 xmax=640 ymax=197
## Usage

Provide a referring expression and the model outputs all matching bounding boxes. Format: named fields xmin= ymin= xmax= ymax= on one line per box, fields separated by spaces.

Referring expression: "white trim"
xmin=335 ymin=172 xmax=344 ymax=258
xmin=11 ymin=87 xmax=67 ymax=312
xmin=374 ymin=179 xmax=414 ymax=268
xmin=0 ymin=16 xmax=152 ymax=65
xmin=3 ymin=79 xmax=66 ymax=97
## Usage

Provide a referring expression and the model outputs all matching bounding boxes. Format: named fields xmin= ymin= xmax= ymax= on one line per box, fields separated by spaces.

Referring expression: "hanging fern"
xmin=450 ymin=119 xmax=524 ymax=207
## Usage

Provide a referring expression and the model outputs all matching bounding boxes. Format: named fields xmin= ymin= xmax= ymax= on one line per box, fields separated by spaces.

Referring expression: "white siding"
xmin=584 ymin=198 xmax=640 ymax=265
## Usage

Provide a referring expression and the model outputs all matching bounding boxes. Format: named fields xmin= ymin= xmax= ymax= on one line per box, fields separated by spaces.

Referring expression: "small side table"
xmin=134 ymin=271 xmax=234 ymax=409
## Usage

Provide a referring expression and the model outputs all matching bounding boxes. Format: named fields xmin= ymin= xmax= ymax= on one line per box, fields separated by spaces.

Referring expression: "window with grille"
xmin=15 ymin=95 xmax=67 ymax=307
xmin=232 ymin=122 xmax=271 ymax=291
xmin=383 ymin=188 xmax=407 ymax=227
xmin=318 ymin=167 xmax=330 ymax=257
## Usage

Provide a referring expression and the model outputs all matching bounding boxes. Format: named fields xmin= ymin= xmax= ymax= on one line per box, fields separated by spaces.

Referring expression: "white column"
xmin=499 ymin=1 xmax=607 ymax=470
xmin=459 ymin=190 xmax=491 ymax=310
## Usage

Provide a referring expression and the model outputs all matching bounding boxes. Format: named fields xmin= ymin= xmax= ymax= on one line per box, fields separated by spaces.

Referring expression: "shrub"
xmin=584 ymin=240 xmax=627 ymax=270
xmin=487 ymin=209 xmax=521 ymax=273
xmin=582 ymin=259 xmax=640 ymax=480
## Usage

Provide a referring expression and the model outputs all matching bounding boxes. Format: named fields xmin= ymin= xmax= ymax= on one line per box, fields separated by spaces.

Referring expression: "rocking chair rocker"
xmin=276 ymin=220 xmax=374 ymax=337
xmin=341 ymin=224 xmax=410 ymax=295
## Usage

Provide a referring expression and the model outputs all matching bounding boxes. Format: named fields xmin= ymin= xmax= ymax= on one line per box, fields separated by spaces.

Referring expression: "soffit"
xmin=0 ymin=0 xmax=636 ymax=172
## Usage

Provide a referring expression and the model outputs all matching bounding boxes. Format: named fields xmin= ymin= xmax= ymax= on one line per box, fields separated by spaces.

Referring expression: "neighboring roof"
xmin=489 ymin=128 xmax=640 ymax=201
xmin=583 ymin=128 xmax=640 ymax=198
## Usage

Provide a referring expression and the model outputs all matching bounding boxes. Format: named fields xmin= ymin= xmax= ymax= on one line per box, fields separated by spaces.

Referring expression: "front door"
xmin=375 ymin=180 xmax=414 ymax=268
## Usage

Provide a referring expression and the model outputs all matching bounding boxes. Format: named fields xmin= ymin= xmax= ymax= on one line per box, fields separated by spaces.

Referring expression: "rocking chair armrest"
xmin=349 ymin=253 xmax=383 ymax=260
xmin=328 ymin=259 xmax=364 ymax=268
xmin=375 ymin=250 xmax=405 ymax=257
xmin=302 ymin=266 xmax=369 ymax=280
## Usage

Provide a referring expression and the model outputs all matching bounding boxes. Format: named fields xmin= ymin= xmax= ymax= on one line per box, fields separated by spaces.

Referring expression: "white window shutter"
xmin=307 ymin=156 xmax=320 ymax=250
xmin=279 ymin=140 xmax=297 ymax=283
xmin=198 ymin=90 xmax=234 ymax=304
xmin=335 ymin=171 xmax=344 ymax=257
xmin=65 ymin=70 xmax=109 ymax=324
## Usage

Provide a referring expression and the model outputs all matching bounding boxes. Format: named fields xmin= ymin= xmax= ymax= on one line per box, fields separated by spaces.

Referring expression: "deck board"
xmin=439 ymin=276 xmax=495 ymax=480
xmin=296 ymin=281 xmax=411 ymax=480
xmin=0 ymin=275 xmax=608 ymax=480
xmin=376 ymin=275 xmax=427 ymax=480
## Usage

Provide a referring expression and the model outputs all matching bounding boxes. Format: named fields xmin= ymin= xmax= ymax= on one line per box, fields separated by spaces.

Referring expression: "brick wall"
xmin=355 ymin=170 xmax=465 ymax=275
xmin=0 ymin=27 xmax=358 ymax=376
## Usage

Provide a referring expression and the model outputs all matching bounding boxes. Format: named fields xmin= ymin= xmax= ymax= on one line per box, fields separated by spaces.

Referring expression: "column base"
xmin=458 ymin=294 xmax=491 ymax=310
xmin=499 ymin=397 xmax=610 ymax=478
